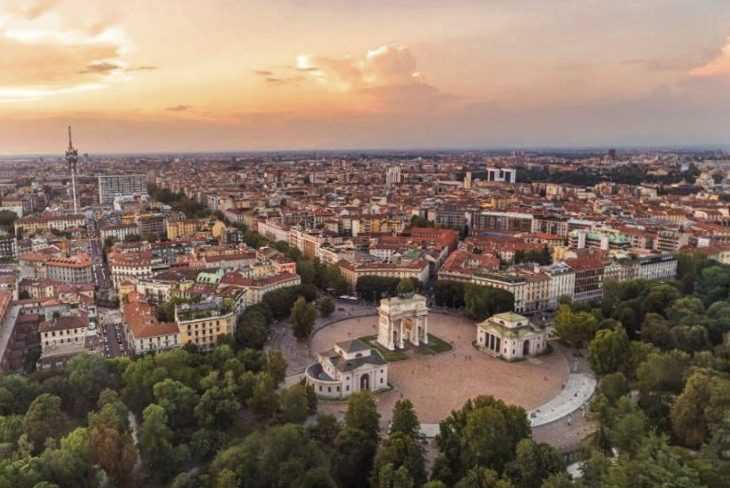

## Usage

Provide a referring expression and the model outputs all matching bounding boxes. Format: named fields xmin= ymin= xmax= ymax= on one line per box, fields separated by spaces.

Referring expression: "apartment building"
xmin=98 ymin=174 xmax=147 ymax=206
xmin=46 ymin=254 xmax=94 ymax=283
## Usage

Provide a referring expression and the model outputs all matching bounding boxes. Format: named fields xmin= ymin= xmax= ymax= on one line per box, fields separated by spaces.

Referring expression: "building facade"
xmin=306 ymin=339 xmax=389 ymax=399
xmin=98 ymin=174 xmax=147 ymax=206
xmin=476 ymin=312 xmax=548 ymax=361
xmin=377 ymin=294 xmax=429 ymax=351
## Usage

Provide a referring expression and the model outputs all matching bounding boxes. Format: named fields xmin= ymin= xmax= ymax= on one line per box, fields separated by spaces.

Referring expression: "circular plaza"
xmin=311 ymin=312 xmax=570 ymax=425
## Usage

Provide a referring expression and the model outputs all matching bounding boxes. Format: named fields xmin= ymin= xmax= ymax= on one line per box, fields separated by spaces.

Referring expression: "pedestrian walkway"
xmin=527 ymin=371 xmax=596 ymax=427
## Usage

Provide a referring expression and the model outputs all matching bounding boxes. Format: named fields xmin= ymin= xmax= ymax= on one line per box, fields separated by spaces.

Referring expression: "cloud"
xmin=125 ymin=65 xmax=158 ymax=72
xmin=0 ymin=35 xmax=121 ymax=86
xmin=166 ymin=105 xmax=192 ymax=112
xmin=79 ymin=61 xmax=121 ymax=75
xmin=690 ymin=37 xmax=730 ymax=77
xmin=295 ymin=44 xmax=425 ymax=91
xmin=20 ymin=0 xmax=58 ymax=20
xmin=0 ymin=4 xmax=133 ymax=101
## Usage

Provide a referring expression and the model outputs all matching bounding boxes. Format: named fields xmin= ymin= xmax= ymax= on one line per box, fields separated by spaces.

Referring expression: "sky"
xmin=2 ymin=0 xmax=730 ymax=154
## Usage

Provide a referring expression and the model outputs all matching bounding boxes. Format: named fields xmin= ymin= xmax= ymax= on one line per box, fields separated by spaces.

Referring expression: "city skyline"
xmin=3 ymin=0 xmax=730 ymax=154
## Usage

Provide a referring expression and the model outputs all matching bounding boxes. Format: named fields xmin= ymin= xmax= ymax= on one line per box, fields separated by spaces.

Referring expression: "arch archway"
xmin=360 ymin=373 xmax=370 ymax=391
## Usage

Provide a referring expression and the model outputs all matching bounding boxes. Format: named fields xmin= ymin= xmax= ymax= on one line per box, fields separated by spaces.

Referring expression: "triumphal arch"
xmin=377 ymin=294 xmax=429 ymax=351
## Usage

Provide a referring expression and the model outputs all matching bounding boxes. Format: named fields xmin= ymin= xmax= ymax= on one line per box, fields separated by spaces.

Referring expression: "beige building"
xmin=476 ymin=312 xmax=548 ymax=361
xmin=46 ymin=254 xmax=94 ymax=284
xmin=175 ymin=294 xmax=244 ymax=351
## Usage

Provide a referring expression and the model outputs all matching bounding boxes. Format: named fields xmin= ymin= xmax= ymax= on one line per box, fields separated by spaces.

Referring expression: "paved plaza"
xmin=312 ymin=312 xmax=571 ymax=425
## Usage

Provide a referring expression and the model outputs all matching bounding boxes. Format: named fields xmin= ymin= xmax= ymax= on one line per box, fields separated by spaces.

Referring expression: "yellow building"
xmin=166 ymin=219 xmax=204 ymax=240
xmin=211 ymin=220 xmax=227 ymax=240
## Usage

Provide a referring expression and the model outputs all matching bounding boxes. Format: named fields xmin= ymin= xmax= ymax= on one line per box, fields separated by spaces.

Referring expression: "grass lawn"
xmin=416 ymin=333 xmax=453 ymax=355
xmin=359 ymin=335 xmax=409 ymax=362
xmin=358 ymin=333 xmax=453 ymax=361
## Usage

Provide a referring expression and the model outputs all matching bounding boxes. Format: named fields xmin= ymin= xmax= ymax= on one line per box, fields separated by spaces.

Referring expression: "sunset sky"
xmin=3 ymin=0 xmax=730 ymax=154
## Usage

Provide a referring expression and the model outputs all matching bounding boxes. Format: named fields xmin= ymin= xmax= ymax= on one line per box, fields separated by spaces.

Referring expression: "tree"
xmin=598 ymin=372 xmax=629 ymax=405
xmin=464 ymin=284 xmax=514 ymax=321
xmin=140 ymin=404 xmax=183 ymax=481
xmin=262 ymin=286 xmax=300 ymax=320
xmin=671 ymin=369 xmax=730 ymax=448
xmin=602 ymin=434 xmax=704 ymax=488
xmin=333 ymin=426 xmax=378 ymax=488
xmin=505 ymin=439 xmax=563 ymax=488
xmin=454 ymin=467 xmax=515 ymax=488
xmin=23 ymin=393 xmax=68 ymax=451
xmin=397 ymin=278 xmax=416 ymax=297
xmin=211 ymin=424 xmax=332 ymax=488
xmin=195 ymin=373 xmax=242 ymax=429
xmin=344 ymin=391 xmax=380 ymax=441
xmin=372 ymin=432 xmax=426 ymax=487
xmin=278 ymin=383 xmax=311 ymax=424
xmin=608 ymin=397 xmax=649 ymax=455
xmin=247 ymin=372 xmax=279 ymax=418
xmin=235 ymin=308 xmax=270 ymax=349
xmin=153 ymin=379 xmax=199 ymax=432
xmin=357 ymin=276 xmax=401 ymax=302
xmin=308 ymin=413 xmax=341 ymax=445
xmin=434 ymin=280 xmax=466 ymax=308
xmin=265 ymin=350 xmax=288 ymax=385
xmin=390 ymin=399 xmax=420 ymax=438
xmin=588 ymin=326 xmax=630 ymax=375
xmin=89 ymin=409 xmax=138 ymax=487
xmin=292 ymin=296 xmax=317 ymax=339
xmin=433 ymin=396 xmax=530 ymax=485
xmin=318 ymin=296 xmax=335 ymax=318
xmin=640 ymin=313 xmax=673 ymax=350
xmin=554 ymin=304 xmax=598 ymax=348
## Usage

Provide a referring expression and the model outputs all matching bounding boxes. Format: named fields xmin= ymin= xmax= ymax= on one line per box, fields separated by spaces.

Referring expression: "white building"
xmin=306 ymin=339 xmax=389 ymax=399
xmin=476 ymin=312 xmax=548 ymax=361
xmin=637 ymin=255 xmax=677 ymax=281
xmin=545 ymin=262 xmax=576 ymax=309
xmin=385 ymin=165 xmax=402 ymax=186
xmin=377 ymin=294 xmax=429 ymax=351
xmin=485 ymin=167 xmax=517 ymax=184
xmin=98 ymin=174 xmax=147 ymax=206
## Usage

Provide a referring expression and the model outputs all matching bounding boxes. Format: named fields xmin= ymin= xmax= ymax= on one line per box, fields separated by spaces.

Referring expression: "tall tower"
xmin=65 ymin=126 xmax=79 ymax=213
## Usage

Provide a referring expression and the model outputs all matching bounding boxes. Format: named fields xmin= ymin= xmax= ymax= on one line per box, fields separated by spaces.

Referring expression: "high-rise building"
xmin=385 ymin=165 xmax=402 ymax=186
xmin=485 ymin=167 xmax=517 ymax=184
xmin=98 ymin=175 xmax=148 ymax=206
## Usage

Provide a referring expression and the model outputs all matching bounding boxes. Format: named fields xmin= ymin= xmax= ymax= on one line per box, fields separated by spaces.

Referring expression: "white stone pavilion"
xmin=377 ymin=293 xmax=429 ymax=351
xmin=476 ymin=312 xmax=547 ymax=361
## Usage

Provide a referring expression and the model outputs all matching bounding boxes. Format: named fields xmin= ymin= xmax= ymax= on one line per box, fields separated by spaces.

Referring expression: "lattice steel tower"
xmin=65 ymin=126 xmax=79 ymax=213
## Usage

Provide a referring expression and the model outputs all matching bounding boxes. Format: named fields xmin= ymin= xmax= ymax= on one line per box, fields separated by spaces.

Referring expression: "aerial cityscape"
xmin=1 ymin=1 xmax=730 ymax=488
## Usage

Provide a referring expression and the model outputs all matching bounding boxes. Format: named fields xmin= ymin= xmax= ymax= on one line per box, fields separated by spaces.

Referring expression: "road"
xmin=86 ymin=216 xmax=113 ymax=290
xmin=98 ymin=307 xmax=128 ymax=358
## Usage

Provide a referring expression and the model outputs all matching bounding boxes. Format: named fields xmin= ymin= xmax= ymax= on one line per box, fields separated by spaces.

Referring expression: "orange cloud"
xmin=295 ymin=44 xmax=424 ymax=91
xmin=690 ymin=37 xmax=730 ymax=77
xmin=0 ymin=3 xmax=135 ymax=101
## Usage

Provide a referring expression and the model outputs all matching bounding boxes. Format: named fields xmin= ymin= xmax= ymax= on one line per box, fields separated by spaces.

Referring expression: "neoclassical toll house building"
xmin=306 ymin=339 xmax=389 ymax=399
xmin=477 ymin=312 xmax=548 ymax=361
xmin=377 ymin=293 xmax=429 ymax=351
